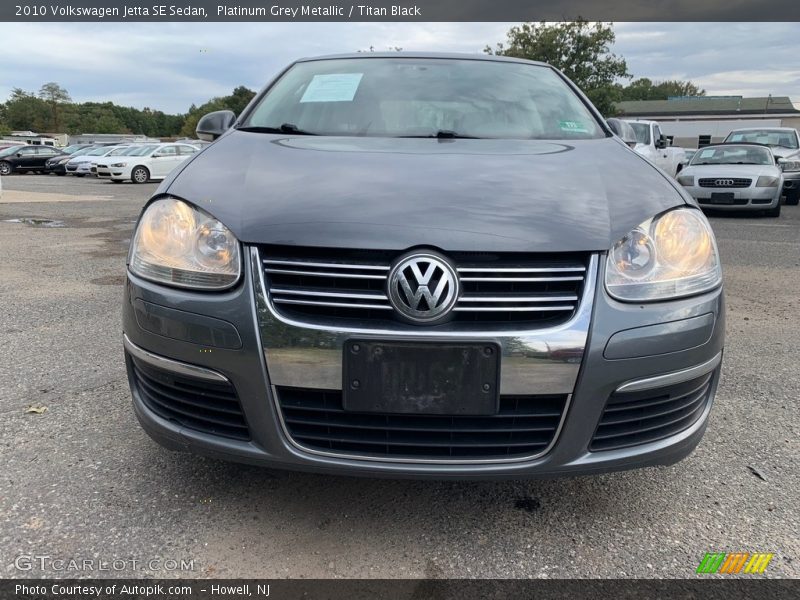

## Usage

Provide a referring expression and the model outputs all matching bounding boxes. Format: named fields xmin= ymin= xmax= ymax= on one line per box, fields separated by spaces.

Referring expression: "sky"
xmin=1 ymin=22 xmax=799 ymax=114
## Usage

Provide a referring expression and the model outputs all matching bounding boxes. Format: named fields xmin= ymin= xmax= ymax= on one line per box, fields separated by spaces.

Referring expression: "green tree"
xmin=38 ymin=82 xmax=72 ymax=131
xmin=486 ymin=20 xmax=630 ymax=115
xmin=621 ymin=77 xmax=705 ymax=101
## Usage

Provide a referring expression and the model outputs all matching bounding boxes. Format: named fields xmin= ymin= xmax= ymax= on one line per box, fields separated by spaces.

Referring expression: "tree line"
xmin=1 ymin=21 xmax=703 ymax=138
xmin=0 ymin=83 xmax=256 ymax=139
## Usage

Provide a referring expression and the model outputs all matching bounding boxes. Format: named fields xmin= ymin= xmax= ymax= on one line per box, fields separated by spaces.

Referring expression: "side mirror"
xmin=654 ymin=136 xmax=667 ymax=150
xmin=605 ymin=118 xmax=637 ymax=149
xmin=16 ymin=152 xmax=23 ymax=157
xmin=196 ymin=110 xmax=236 ymax=142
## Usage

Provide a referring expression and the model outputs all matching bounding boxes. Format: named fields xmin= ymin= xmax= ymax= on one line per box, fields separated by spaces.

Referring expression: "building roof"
xmin=615 ymin=96 xmax=800 ymax=117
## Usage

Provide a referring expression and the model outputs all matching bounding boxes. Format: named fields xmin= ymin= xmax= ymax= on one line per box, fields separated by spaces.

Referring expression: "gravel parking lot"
xmin=0 ymin=174 xmax=797 ymax=579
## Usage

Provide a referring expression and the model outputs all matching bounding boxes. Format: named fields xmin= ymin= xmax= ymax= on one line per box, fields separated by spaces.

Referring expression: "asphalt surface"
xmin=0 ymin=174 xmax=798 ymax=579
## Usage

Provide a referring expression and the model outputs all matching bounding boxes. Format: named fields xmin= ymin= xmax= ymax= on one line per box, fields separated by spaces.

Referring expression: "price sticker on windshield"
xmin=300 ymin=73 xmax=364 ymax=103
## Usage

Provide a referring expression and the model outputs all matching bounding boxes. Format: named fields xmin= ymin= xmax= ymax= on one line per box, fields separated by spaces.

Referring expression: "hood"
xmin=68 ymin=155 xmax=99 ymax=164
xmin=768 ymin=146 xmax=800 ymax=160
xmin=164 ymin=132 xmax=687 ymax=253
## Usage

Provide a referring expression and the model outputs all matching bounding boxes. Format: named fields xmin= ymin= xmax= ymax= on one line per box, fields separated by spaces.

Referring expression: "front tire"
xmin=131 ymin=166 xmax=149 ymax=184
xmin=0 ymin=161 xmax=11 ymax=176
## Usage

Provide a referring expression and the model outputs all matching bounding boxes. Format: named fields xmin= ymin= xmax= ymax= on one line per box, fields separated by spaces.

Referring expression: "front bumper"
xmin=686 ymin=184 xmax=781 ymax=210
xmin=97 ymin=167 xmax=127 ymax=180
xmin=123 ymin=247 xmax=725 ymax=479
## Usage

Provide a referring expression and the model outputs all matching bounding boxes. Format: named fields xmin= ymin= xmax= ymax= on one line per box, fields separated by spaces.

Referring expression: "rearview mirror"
xmin=196 ymin=110 xmax=236 ymax=142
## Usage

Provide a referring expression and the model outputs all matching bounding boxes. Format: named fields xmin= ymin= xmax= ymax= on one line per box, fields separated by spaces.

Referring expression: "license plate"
xmin=342 ymin=340 xmax=500 ymax=415
xmin=710 ymin=193 xmax=735 ymax=204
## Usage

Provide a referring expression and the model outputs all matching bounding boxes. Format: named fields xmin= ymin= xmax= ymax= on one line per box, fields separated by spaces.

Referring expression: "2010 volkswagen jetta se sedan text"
xmin=122 ymin=54 xmax=725 ymax=478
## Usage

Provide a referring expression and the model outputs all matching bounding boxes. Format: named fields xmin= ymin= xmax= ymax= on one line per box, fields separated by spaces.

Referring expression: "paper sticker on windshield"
xmin=300 ymin=73 xmax=363 ymax=103
xmin=559 ymin=120 xmax=589 ymax=133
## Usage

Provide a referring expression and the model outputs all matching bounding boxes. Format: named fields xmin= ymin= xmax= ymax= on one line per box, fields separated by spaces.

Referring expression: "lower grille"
xmin=697 ymin=198 xmax=749 ymax=206
xmin=277 ymin=387 xmax=568 ymax=460
xmin=128 ymin=354 xmax=250 ymax=441
xmin=590 ymin=370 xmax=716 ymax=452
xmin=698 ymin=178 xmax=751 ymax=188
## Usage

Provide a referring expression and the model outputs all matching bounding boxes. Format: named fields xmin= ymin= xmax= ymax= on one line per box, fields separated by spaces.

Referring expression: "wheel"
xmin=765 ymin=202 xmax=781 ymax=218
xmin=131 ymin=166 xmax=149 ymax=184
xmin=0 ymin=161 xmax=11 ymax=176
xmin=785 ymin=188 xmax=799 ymax=206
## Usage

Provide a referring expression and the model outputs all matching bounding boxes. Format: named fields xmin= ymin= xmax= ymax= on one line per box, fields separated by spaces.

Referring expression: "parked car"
xmin=678 ymin=148 xmax=697 ymax=167
xmin=677 ymin=143 xmax=783 ymax=217
xmin=122 ymin=53 xmax=725 ymax=479
xmin=0 ymin=145 xmax=66 ymax=175
xmin=95 ymin=143 xmax=199 ymax=183
xmin=66 ymin=145 xmax=130 ymax=177
xmin=61 ymin=143 xmax=95 ymax=155
xmin=46 ymin=145 xmax=99 ymax=175
xmin=623 ymin=119 xmax=686 ymax=176
xmin=723 ymin=127 xmax=800 ymax=205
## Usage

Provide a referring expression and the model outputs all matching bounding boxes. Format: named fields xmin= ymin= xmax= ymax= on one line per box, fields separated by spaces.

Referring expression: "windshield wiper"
xmin=238 ymin=123 xmax=318 ymax=135
xmin=398 ymin=130 xmax=480 ymax=139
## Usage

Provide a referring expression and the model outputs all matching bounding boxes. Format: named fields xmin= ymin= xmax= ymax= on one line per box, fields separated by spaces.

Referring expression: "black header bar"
xmin=3 ymin=0 xmax=800 ymax=22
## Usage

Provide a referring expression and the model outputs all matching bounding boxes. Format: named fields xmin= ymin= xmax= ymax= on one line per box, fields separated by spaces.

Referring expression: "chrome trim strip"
xmin=264 ymin=259 xmax=390 ymax=271
xmin=122 ymin=334 xmax=230 ymax=383
xmin=460 ymin=275 xmax=584 ymax=282
xmin=459 ymin=295 xmax=579 ymax=303
xmin=457 ymin=266 xmax=586 ymax=273
xmin=615 ymin=352 xmax=723 ymax=393
xmin=274 ymin=298 xmax=393 ymax=310
xmin=270 ymin=384 xmax=574 ymax=465
xmin=452 ymin=305 xmax=574 ymax=312
xmin=264 ymin=268 xmax=387 ymax=280
xmin=271 ymin=288 xmax=389 ymax=300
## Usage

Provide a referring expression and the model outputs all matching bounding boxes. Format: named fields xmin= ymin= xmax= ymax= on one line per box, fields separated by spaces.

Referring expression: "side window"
xmin=178 ymin=145 xmax=198 ymax=155
xmin=19 ymin=147 xmax=36 ymax=156
xmin=156 ymin=146 xmax=177 ymax=156
xmin=37 ymin=147 xmax=57 ymax=155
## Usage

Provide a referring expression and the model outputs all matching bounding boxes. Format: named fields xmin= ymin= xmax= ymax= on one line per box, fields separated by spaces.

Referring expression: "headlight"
xmin=58 ymin=158 xmax=71 ymax=164
xmin=605 ymin=208 xmax=721 ymax=302
xmin=756 ymin=175 xmax=779 ymax=187
xmin=110 ymin=162 xmax=127 ymax=168
xmin=780 ymin=160 xmax=800 ymax=172
xmin=677 ymin=174 xmax=694 ymax=186
xmin=129 ymin=197 xmax=241 ymax=290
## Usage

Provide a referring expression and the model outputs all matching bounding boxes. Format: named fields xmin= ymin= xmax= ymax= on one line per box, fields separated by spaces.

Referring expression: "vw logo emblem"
xmin=388 ymin=252 xmax=459 ymax=323
xmin=715 ymin=179 xmax=735 ymax=187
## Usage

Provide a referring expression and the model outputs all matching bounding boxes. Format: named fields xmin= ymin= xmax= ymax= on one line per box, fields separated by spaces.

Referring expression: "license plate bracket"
xmin=342 ymin=340 xmax=500 ymax=416
xmin=710 ymin=192 xmax=735 ymax=204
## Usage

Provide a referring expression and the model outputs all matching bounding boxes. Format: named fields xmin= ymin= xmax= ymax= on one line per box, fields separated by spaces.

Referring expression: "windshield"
xmin=628 ymin=123 xmax=651 ymax=145
xmin=62 ymin=145 xmax=86 ymax=154
xmin=690 ymin=145 xmax=774 ymax=166
xmin=124 ymin=145 xmax=158 ymax=157
xmin=70 ymin=146 xmax=97 ymax=157
xmin=86 ymin=147 xmax=111 ymax=156
xmin=0 ymin=145 xmax=24 ymax=157
xmin=243 ymin=58 xmax=604 ymax=139
xmin=725 ymin=130 xmax=799 ymax=149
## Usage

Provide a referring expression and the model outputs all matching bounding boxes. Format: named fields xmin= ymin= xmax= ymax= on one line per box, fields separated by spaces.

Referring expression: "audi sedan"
xmin=123 ymin=53 xmax=725 ymax=479
xmin=677 ymin=143 xmax=783 ymax=217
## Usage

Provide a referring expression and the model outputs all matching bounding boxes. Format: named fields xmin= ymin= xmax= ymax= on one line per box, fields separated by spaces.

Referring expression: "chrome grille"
xmin=698 ymin=178 xmax=751 ymax=188
xmin=260 ymin=246 xmax=589 ymax=327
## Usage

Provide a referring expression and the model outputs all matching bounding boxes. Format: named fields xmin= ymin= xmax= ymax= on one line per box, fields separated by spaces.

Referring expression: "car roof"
xmin=295 ymin=52 xmax=550 ymax=68
xmin=726 ymin=127 xmax=796 ymax=133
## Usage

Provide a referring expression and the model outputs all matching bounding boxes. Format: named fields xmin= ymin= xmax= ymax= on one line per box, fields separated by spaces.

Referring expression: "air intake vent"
xmin=590 ymin=370 xmax=716 ymax=452
xmin=128 ymin=354 xmax=250 ymax=441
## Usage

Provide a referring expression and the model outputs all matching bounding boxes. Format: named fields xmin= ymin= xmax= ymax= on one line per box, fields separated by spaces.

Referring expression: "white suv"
xmin=95 ymin=143 xmax=199 ymax=184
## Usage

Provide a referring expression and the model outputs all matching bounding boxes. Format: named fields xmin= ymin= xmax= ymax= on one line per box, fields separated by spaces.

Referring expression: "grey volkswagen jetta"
xmin=123 ymin=53 xmax=725 ymax=478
